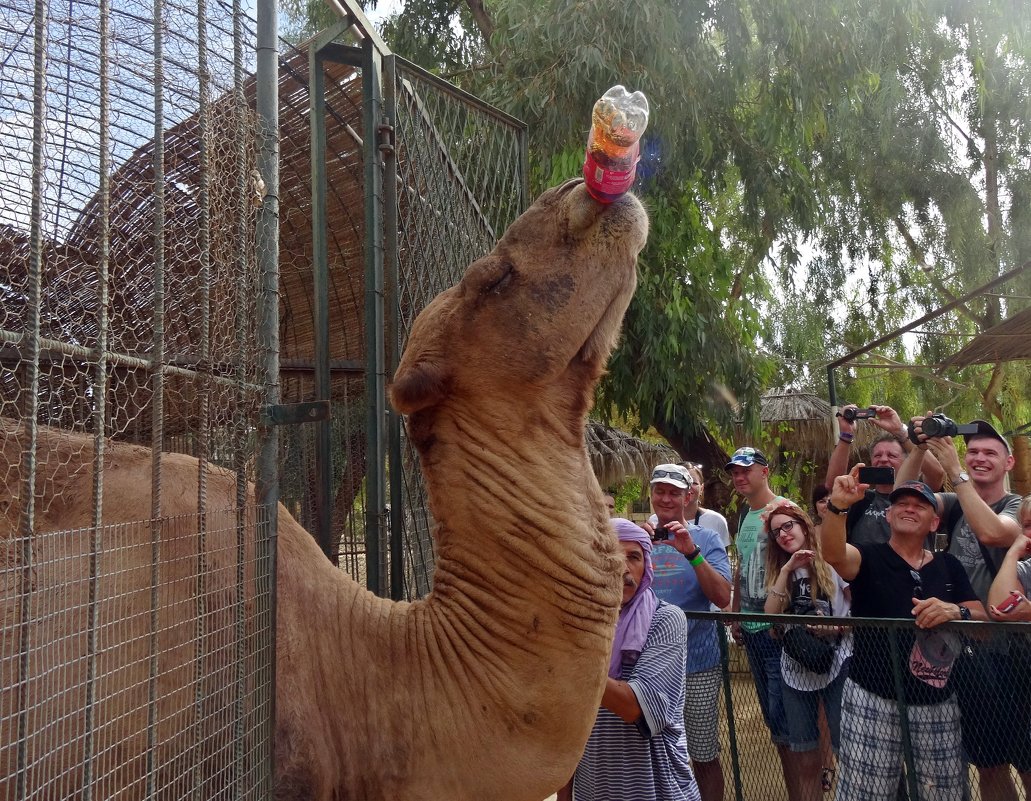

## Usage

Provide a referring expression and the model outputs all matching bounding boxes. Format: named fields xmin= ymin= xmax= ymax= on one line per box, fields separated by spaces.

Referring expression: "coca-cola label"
xmin=583 ymin=150 xmax=638 ymax=199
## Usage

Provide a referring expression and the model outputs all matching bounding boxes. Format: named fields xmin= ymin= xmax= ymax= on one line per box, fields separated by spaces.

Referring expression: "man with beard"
xmin=826 ymin=404 xmax=943 ymax=547
xmin=559 ymin=519 xmax=700 ymax=801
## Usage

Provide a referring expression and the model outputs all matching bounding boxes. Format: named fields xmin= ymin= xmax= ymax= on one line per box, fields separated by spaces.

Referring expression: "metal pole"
xmin=254 ymin=0 xmax=280 ymax=791
xmin=363 ymin=35 xmax=386 ymax=596
xmin=382 ymin=55 xmax=404 ymax=601
xmin=717 ymin=621 xmax=745 ymax=801
xmin=309 ymin=45 xmax=334 ymax=560
xmin=146 ymin=0 xmax=167 ymax=791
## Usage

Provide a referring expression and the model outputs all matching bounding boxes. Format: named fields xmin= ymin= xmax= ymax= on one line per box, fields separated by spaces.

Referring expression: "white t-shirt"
xmin=780 ymin=567 xmax=852 ymax=691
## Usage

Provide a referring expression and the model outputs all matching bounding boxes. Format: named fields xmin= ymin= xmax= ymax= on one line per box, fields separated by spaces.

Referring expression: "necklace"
xmin=890 ymin=540 xmax=928 ymax=571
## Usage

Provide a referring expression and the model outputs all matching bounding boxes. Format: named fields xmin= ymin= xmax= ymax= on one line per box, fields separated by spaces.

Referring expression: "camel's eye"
xmin=484 ymin=261 xmax=515 ymax=294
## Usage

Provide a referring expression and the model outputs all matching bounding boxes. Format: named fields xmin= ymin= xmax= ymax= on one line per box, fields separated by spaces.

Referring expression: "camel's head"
xmin=390 ymin=178 xmax=648 ymax=433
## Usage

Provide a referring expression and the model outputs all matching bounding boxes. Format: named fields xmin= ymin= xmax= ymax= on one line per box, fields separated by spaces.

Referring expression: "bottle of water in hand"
xmin=583 ymin=85 xmax=650 ymax=203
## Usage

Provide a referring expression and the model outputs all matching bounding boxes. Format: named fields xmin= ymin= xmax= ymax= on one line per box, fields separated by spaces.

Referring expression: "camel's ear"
xmin=389 ymin=359 xmax=451 ymax=415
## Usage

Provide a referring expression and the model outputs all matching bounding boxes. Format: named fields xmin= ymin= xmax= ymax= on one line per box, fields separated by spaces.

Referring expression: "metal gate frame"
xmin=307 ymin=3 xmax=529 ymax=600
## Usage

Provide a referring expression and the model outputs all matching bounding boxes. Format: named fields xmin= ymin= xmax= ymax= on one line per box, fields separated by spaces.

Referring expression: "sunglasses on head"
xmin=730 ymin=447 xmax=768 ymax=466
xmin=652 ymin=469 xmax=689 ymax=484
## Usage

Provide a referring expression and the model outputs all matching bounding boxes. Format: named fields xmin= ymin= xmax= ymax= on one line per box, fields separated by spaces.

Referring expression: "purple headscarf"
xmin=609 ymin=518 xmax=660 ymax=679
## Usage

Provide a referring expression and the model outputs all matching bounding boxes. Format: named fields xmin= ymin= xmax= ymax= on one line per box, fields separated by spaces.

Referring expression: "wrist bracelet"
xmin=826 ymin=499 xmax=850 ymax=516
xmin=687 ymin=549 xmax=704 ymax=566
xmin=769 ymin=588 xmax=789 ymax=600
xmin=838 ymin=431 xmax=854 ymax=443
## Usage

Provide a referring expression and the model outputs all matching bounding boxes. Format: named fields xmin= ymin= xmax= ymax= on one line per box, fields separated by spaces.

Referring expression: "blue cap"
xmin=889 ymin=480 xmax=939 ymax=512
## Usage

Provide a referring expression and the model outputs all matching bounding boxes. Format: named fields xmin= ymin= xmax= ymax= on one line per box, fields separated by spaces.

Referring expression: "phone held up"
xmin=857 ymin=466 xmax=895 ymax=486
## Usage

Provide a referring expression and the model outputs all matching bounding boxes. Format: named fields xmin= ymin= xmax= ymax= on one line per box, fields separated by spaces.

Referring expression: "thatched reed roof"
xmin=941 ymin=305 xmax=1031 ymax=368
xmin=586 ymin=421 xmax=679 ymax=489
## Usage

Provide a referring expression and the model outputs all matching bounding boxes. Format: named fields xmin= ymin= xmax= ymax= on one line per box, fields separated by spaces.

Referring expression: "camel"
xmin=0 ymin=176 xmax=649 ymax=800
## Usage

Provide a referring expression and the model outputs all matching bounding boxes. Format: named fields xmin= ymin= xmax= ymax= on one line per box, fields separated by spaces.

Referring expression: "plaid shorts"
xmin=835 ymin=679 xmax=965 ymax=801
xmin=684 ymin=666 xmax=722 ymax=762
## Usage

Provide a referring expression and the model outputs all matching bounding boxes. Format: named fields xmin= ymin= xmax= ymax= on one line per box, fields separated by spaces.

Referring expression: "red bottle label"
xmin=583 ymin=148 xmax=639 ymax=203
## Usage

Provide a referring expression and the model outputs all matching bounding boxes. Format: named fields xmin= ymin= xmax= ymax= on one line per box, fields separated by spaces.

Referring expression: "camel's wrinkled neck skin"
xmin=279 ymin=180 xmax=649 ymax=801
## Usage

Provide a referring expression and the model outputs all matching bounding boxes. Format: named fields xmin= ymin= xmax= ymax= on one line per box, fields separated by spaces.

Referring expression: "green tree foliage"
xmin=286 ymin=0 xmax=1031 ymax=479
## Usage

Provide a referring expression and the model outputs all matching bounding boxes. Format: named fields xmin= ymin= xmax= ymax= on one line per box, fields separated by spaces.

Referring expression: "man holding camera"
xmin=826 ymin=404 xmax=943 ymax=547
xmin=898 ymin=416 xmax=1027 ymax=801
xmin=645 ymin=464 xmax=732 ymax=801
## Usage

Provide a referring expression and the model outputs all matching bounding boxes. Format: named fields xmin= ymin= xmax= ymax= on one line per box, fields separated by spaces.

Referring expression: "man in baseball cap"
xmin=897 ymin=415 xmax=1024 ymax=796
xmin=821 ymin=466 xmax=983 ymax=798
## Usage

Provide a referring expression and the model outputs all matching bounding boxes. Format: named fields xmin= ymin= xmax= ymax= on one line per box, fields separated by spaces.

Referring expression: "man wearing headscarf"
xmin=558 ymin=519 xmax=701 ymax=801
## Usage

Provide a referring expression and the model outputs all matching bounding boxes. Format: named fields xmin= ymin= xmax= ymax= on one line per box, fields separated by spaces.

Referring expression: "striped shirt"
xmin=573 ymin=602 xmax=701 ymax=801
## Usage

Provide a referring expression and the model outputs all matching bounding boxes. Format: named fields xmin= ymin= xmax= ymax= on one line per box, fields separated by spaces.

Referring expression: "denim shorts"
xmin=742 ymin=627 xmax=790 ymax=744
xmin=782 ymin=664 xmax=847 ymax=753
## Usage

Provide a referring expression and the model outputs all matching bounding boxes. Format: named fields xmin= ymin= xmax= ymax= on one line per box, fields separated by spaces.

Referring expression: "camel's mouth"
xmin=570 ymin=191 xmax=646 ymax=368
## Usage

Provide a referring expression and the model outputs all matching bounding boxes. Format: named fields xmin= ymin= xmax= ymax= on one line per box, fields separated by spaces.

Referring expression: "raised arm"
xmin=821 ymin=467 xmax=868 ymax=581
xmin=824 ymin=406 xmax=857 ymax=488
xmin=668 ymin=522 xmax=731 ymax=609
xmin=923 ymin=436 xmax=1021 ymax=548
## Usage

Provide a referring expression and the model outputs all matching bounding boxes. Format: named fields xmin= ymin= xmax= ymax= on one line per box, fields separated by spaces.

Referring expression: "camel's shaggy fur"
xmin=0 ymin=177 xmax=648 ymax=800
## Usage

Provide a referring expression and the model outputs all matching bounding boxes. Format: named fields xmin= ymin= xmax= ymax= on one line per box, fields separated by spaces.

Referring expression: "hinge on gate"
xmin=262 ymin=400 xmax=331 ymax=426
xmin=377 ymin=117 xmax=394 ymax=156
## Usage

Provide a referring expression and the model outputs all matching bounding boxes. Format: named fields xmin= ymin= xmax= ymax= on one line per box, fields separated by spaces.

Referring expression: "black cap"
xmin=964 ymin=419 xmax=1011 ymax=454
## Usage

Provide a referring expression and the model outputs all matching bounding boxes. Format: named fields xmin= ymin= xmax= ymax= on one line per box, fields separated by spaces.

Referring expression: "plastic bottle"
xmin=583 ymin=85 xmax=650 ymax=203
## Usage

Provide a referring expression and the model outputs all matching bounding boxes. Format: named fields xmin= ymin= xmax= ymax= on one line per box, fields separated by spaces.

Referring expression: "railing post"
xmin=718 ymin=621 xmax=745 ymax=801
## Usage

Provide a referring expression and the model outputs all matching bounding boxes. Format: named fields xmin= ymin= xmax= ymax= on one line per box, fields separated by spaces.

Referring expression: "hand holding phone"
xmin=996 ymin=591 xmax=1025 ymax=614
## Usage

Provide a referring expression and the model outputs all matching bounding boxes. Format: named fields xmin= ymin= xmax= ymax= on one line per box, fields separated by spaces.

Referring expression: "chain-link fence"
xmin=386 ymin=56 xmax=527 ymax=600
xmin=0 ymin=0 xmax=277 ymax=796
xmin=701 ymin=611 xmax=1031 ymax=801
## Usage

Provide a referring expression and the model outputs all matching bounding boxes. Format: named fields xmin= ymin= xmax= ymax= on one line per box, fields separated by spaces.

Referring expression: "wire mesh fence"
xmin=385 ymin=55 xmax=527 ymax=601
xmin=700 ymin=611 xmax=1031 ymax=801
xmin=0 ymin=0 xmax=276 ymax=796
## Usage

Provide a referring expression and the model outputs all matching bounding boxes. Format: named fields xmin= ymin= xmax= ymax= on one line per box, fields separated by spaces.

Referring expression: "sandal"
xmin=822 ymin=767 xmax=834 ymax=793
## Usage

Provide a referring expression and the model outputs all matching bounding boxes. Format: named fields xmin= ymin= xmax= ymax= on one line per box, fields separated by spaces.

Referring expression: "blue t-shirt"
xmin=651 ymin=525 xmax=731 ymax=674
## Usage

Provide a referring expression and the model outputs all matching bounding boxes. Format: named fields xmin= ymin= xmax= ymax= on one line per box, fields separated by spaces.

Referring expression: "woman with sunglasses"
xmin=763 ymin=498 xmax=851 ymax=801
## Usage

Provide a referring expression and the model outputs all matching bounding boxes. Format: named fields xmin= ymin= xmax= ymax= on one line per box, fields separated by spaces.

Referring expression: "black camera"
xmin=839 ymin=406 xmax=877 ymax=422
xmin=907 ymin=413 xmax=978 ymax=444
xmin=654 ymin=526 xmax=670 ymax=540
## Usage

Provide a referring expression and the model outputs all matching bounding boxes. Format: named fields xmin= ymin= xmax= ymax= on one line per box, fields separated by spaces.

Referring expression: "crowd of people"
xmin=561 ymin=405 xmax=1031 ymax=801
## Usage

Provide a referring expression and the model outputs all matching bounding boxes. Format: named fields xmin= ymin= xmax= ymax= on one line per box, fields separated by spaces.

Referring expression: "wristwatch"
xmin=825 ymin=500 xmax=850 ymax=516
xmin=959 ymin=605 xmax=971 ymax=621
xmin=953 ymin=471 xmax=970 ymax=486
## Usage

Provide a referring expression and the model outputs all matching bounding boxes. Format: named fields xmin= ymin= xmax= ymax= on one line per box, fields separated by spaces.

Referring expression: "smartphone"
xmin=996 ymin=591 xmax=1025 ymax=614
xmin=858 ymin=466 xmax=895 ymax=485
